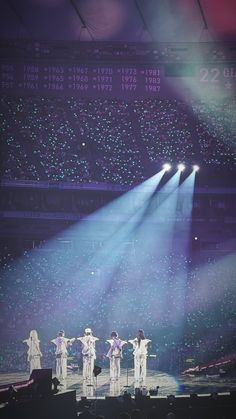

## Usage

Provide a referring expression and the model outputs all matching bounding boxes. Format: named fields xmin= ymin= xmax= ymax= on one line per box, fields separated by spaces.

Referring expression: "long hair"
xmin=29 ymin=330 xmax=39 ymax=340
xmin=137 ymin=329 xmax=145 ymax=346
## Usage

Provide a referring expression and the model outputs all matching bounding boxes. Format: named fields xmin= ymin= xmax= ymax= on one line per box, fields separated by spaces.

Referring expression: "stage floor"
xmin=1 ymin=368 xmax=236 ymax=399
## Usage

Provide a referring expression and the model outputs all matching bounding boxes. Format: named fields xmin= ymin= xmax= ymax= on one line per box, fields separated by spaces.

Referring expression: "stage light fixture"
xmin=167 ymin=394 xmax=176 ymax=405
xmin=163 ymin=163 xmax=171 ymax=171
xmin=93 ymin=365 xmax=102 ymax=377
xmin=193 ymin=165 xmax=200 ymax=172
xmin=189 ymin=393 xmax=198 ymax=405
xmin=52 ymin=377 xmax=60 ymax=393
xmin=6 ymin=385 xmax=18 ymax=402
xmin=177 ymin=163 xmax=185 ymax=171
xmin=210 ymin=392 xmax=218 ymax=400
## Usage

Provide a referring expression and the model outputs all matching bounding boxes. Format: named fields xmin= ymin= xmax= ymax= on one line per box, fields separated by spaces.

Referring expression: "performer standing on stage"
xmin=51 ymin=330 xmax=75 ymax=381
xmin=106 ymin=331 xmax=126 ymax=381
xmin=77 ymin=328 xmax=99 ymax=381
xmin=129 ymin=329 xmax=151 ymax=385
xmin=23 ymin=329 xmax=42 ymax=374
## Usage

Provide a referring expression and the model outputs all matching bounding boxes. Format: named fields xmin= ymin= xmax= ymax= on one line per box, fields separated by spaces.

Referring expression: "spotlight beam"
xmin=196 ymin=0 xmax=208 ymax=30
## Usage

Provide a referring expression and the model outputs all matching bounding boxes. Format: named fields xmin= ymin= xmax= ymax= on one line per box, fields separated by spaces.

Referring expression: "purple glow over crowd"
xmin=0 ymin=53 xmax=235 ymax=381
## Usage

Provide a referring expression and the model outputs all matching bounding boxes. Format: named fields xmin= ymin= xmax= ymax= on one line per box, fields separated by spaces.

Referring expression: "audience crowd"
xmin=1 ymin=96 xmax=235 ymax=185
xmin=0 ymin=94 xmax=235 ymax=377
xmin=0 ymin=240 xmax=235 ymax=373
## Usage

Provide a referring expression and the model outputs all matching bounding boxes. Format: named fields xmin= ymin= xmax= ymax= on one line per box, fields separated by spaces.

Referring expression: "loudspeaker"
xmin=93 ymin=365 xmax=102 ymax=377
xmin=30 ymin=369 xmax=52 ymax=396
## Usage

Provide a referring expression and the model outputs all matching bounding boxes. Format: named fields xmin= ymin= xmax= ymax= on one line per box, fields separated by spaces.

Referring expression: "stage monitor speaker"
xmin=30 ymin=369 xmax=52 ymax=396
xmin=93 ymin=365 xmax=102 ymax=377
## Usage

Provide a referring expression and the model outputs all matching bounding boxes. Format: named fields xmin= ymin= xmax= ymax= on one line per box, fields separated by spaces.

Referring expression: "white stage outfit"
xmin=51 ymin=333 xmax=75 ymax=380
xmin=106 ymin=337 xmax=127 ymax=380
xmin=77 ymin=329 xmax=99 ymax=381
xmin=23 ymin=330 xmax=42 ymax=374
xmin=129 ymin=337 xmax=151 ymax=384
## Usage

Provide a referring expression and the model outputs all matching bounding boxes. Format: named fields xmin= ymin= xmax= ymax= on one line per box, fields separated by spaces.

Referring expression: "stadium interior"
xmin=0 ymin=1 xmax=236 ymax=418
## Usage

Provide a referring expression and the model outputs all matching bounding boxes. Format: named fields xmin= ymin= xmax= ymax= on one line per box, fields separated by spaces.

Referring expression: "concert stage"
xmin=1 ymin=368 xmax=236 ymax=400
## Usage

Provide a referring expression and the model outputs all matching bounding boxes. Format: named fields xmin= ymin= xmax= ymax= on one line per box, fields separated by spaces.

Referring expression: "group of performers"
xmin=23 ymin=328 xmax=151 ymax=385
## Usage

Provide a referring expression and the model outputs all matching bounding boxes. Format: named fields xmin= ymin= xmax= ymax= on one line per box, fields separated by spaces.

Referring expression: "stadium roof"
xmin=1 ymin=0 xmax=236 ymax=43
